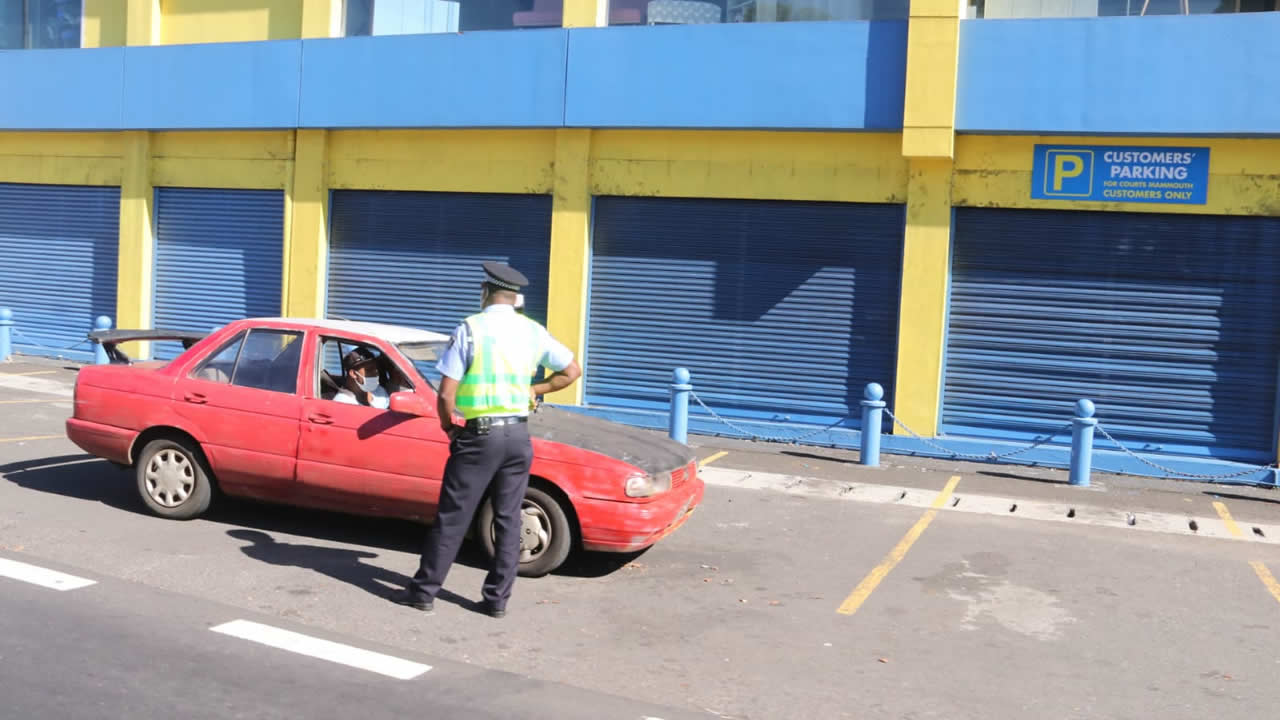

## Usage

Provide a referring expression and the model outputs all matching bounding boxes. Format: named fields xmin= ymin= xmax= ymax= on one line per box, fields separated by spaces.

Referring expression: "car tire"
xmin=478 ymin=485 xmax=573 ymax=578
xmin=135 ymin=437 xmax=213 ymax=520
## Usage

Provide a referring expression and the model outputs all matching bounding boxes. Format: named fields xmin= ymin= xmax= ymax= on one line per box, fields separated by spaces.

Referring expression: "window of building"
xmin=609 ymin=0 xmax=909 ymax=25
xmin=344 ymin=0 xmax=549 ymax=34
xmin=970 ymin=0 xmax=1277 ymax=18
xmin=0 ymin=0 xmax=81 ymax=49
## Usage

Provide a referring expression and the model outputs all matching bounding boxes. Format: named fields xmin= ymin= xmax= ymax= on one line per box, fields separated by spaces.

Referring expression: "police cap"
xmin=482 ymin=261 xmax=529 ymax=292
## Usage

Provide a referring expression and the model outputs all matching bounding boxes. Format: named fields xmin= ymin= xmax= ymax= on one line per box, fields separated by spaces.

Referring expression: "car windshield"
xmin=397 ymin=341 xmax=449 ymax=390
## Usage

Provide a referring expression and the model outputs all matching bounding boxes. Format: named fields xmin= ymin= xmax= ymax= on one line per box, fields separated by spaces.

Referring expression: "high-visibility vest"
xmin=455 ymin=311 xmax=542 ymax=419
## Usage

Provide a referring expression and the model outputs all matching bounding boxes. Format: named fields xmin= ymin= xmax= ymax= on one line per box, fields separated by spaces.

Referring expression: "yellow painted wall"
xmin=955 ymin=135 xmax=1280 ymax=217
xmin=0 ymin=133 xmax=124 ymax=186
xmin=590 ymin=131 xmax=907 ymax=203
xmin=545 ymin=129 xmax=593 ymax=405
xmin=285 ymin=129 xmax=328 ymax=318
xmin=327 ymin=130 xmax=557 ymax=194
xmin=117 ymin=131 xmax=154 ymax=356
xmin=83 ymin=0 xmax=128 ymax=46
xmin=151 ymin=131 xmax=295 ymax=189
xmin=159 ymin=0 xmax=303 ymax=44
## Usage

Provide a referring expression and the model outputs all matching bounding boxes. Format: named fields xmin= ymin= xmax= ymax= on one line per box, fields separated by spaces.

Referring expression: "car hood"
xmin=529 ymin=405 xmax=695 ymax=475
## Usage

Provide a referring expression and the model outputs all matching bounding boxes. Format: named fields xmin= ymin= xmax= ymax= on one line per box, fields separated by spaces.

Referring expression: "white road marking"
xmin=210 ymin=620 xmax=431 ymax=680
xmin=0 ymin=557 xmax=97 ymax=591
xmin=697 ymin=466 xmax=1280 ymax=545
xmin=0 ymin=372 xmax=73 ymax=398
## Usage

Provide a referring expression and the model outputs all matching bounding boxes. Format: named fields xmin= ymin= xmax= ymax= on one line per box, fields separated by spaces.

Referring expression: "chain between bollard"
xmin=884 ymin=408 xmax=1071 ymax=462
xmin=689 ymin=391 xmax=853 ymax=444
xmin=1094 ymin=424 xmax=1276 ymax=481
xmin=11 ymin=328 xmax=90 ymax=352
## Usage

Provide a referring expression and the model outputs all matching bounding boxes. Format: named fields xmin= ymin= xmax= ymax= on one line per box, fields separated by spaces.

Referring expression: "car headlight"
xmin=624 ymin=473 xmax=671 ymax=498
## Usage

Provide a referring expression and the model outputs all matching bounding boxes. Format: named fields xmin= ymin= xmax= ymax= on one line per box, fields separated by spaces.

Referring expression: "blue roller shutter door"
xmin=327 ymin=190 xmax=552 ymax=334
xmin=153 ymin=188 xmax=284 ymax=359
xmin=0 ymin=183 xmax=119 ymax=361
xmin=588 ymin=196 xmax=904 ymax=428
xmin=944 ymin=207 xmax=1280 ymax=462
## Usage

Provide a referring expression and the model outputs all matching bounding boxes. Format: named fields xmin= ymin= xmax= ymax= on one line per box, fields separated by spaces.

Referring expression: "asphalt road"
xmin=3 ymin=359 xmax=1280 ymax=719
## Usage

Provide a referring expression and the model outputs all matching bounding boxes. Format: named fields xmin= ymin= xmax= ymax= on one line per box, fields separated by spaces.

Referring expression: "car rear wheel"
xmin=135 ymin=438 xmax=213 ymax=520
xmin=478 ymin=485 xmax=573 ymax=578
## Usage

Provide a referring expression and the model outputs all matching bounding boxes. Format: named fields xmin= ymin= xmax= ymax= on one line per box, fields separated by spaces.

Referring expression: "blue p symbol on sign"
xmin=1044 ymin=149 xmax=1093 ymax=197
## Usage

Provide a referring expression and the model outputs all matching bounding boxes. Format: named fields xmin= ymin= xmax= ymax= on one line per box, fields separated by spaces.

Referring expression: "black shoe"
xmin=481 ymin=602 xmax=506 ymax=619
xmin=392 ymin=591 xmax=433 ymax=612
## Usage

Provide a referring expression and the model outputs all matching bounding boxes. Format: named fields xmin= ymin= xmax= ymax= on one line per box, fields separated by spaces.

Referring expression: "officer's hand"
xmin=529 ymin=387 xmax=541 ymax=412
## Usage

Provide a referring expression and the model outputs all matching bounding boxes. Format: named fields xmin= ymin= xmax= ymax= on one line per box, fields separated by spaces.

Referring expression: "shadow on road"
xmin=0 ymin=453 xmax=144 ymax=515
xmin=3 ymin=453 xmax=638 ymax=580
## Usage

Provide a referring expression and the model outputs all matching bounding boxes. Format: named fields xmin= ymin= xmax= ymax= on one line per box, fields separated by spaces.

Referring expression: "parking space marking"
xmin=1213 ymin=501 xmax=1280 ymax=607
xmin=210 ymin=620 xmax=431 ymax=680
xmin=837 ymin=475 xmax=960 ymax=616
xmin=0 ymin=435 xmax=62 ymax=444
xmin=699 ymin=451 xmax=729 ymax=467
xmin=0 ymin=399 xmax=61 ymax=404
xmin=0 ymin=557 xmax=97 ymax=591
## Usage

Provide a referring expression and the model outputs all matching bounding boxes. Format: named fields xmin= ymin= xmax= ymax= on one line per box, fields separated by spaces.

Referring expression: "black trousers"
xmin=407 ymin=422 xmax=533 ymax=609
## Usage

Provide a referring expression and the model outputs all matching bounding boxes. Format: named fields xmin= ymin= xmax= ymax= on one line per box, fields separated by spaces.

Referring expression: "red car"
xmin=66 ymin=318 xmax=704 ymax=577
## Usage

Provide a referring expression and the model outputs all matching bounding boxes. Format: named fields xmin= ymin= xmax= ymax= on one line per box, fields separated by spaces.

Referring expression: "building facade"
xmin=1 ymin=0 xmax=1278 ymax=477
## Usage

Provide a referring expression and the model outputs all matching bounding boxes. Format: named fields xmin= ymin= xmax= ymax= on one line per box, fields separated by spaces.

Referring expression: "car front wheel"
xmin=135 ymin=437 xmax=213 ymax=520
xmin=478 ymin=485 xmax=573 ymax=578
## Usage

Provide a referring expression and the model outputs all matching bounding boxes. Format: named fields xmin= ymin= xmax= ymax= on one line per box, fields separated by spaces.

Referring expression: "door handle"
xmin=308 ymin=413 xmax=333 ymax=425
xmin=183 ymin=392 xmax=207 ymax=404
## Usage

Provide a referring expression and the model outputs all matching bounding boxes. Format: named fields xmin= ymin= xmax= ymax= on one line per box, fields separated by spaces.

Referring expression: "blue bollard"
xmin=93 ymin=315 xmax=113 ymax=365
xmin=860 ymin=382 xmax=885 ymax=467
xmin=669 ymin=367 xmax=691 ymax=445
xmin=0 ymin=307 xmax=11 ymax=362
xmin=1069 ymin=399 xmax=1097 ymax=487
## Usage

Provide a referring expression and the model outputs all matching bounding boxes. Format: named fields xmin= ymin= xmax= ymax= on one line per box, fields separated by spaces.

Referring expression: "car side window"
xmin=192 ymin=332 xmax=246 ymax=384
xmin=315 ymin=336 xmax=413 ymax=403
xmin=230 ymin=330 xmax=305 ymax=394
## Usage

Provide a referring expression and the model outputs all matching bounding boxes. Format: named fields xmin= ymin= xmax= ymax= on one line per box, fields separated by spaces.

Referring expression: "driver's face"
xmin=350 ymin=360 xmax=377 ymax=382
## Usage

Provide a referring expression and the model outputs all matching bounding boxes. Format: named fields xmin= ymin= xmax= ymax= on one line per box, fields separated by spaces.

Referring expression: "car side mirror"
xmin=389 ymin=391 xmax=431 ymax=417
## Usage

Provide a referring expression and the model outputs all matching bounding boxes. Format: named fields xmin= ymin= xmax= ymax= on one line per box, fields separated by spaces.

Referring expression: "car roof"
xmin=248 ymin=317 xmax=450 ymax=345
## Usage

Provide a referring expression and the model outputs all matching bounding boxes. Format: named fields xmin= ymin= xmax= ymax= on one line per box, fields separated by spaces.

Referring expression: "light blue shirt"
xmin=435 ymin=304 xmax=574 ymax=382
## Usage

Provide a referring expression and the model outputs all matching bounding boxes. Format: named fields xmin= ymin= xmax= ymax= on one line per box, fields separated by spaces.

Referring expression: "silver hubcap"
xmin=145 ymin=449 xmax=195 ymax=508
xmin=494 ymin=500 xmax=552 ymax=563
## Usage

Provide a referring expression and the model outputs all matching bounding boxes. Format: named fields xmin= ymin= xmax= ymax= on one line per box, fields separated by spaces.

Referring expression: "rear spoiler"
xmin=88 ymin=329 xmax=209 ymax=364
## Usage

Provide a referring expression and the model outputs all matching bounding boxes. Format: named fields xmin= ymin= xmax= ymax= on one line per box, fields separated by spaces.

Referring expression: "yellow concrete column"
xmin=117 ymin=131 xmax=154 ymax=357
xmin=82 ymin=0 xmax=127 ymax=47
xmin=301 ymin=0 xmax=342 ymax=38
xmin=901 ymin=0 xmax=963 ymax=159
xmin=563 ymin=0 xmax=608 ymax=27
xmin=125 ymin=0 xmax=161 ymax=45
xmin=545 ymin=129 xmax=592 ymax=405
xmin=891 ymin=0 xmax=964 ymax=435
xmin=285 ymin=130 xmax=329 ymax=319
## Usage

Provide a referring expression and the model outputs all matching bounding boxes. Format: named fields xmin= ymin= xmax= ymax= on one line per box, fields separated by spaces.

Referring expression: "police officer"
xmin=395 ymin=261 xmax=581 ymax=618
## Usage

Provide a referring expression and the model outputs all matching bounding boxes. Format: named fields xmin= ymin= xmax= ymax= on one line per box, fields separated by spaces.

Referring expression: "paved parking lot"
xmin=3 ymin=358 xmax=1280 ymax=719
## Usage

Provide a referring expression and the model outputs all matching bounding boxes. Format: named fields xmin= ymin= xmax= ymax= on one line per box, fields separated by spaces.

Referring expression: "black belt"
xmin=464 ymin=415 xmax=528 ymax=432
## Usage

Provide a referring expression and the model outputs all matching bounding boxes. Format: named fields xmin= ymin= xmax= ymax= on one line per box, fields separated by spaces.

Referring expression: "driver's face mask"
xmin=359 ymin=373 xmax=379 ymax=393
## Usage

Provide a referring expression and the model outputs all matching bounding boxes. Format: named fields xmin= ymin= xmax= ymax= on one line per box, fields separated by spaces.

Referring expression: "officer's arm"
xmin=532 ymin=360 xmax=581 ymax=396
xmin=437 ymin=376 xmax=461 ymax=435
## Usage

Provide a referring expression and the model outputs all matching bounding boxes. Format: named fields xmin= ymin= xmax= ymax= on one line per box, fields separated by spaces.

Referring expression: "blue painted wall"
xmin=957 ymin=14 xmax=1280 ymax=135
xmin=564 ymin=21 xmax=907 ymax=129
xmin=298 ymin=31 xmax=569 ymax=128
xmin=0 ymin=48 xmax=124 ymax=130
xmin=124 ymin=41 xmax=302 ymax=130
xmin=0 ymin=21 xmax=905 ymax=131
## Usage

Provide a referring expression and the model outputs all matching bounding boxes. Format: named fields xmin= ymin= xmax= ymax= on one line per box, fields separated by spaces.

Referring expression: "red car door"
xmin=294 ymin=333 xmax=449 ymax=521
xmin=172 ymin=327 xmax=305 ymax=502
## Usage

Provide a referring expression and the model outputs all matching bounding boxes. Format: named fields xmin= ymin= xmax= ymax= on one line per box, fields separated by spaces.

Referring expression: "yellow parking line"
xmin=1213 ymin=501 xmax=1244 ymax=538
xmin=1214 ymin=501 xmax=1280 ymax=608
xmin=1250 ymin=562 xmax=1280 ymax=606
xmin=838 ymin=475 xmax=960 ymax=616
xmin=0 ymin=435 xmax=62 ymax=443
xmin=0 ymin=371 xmax=57 ymax=377
xmin=698 ymin=450 xmax=729 ymax=467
